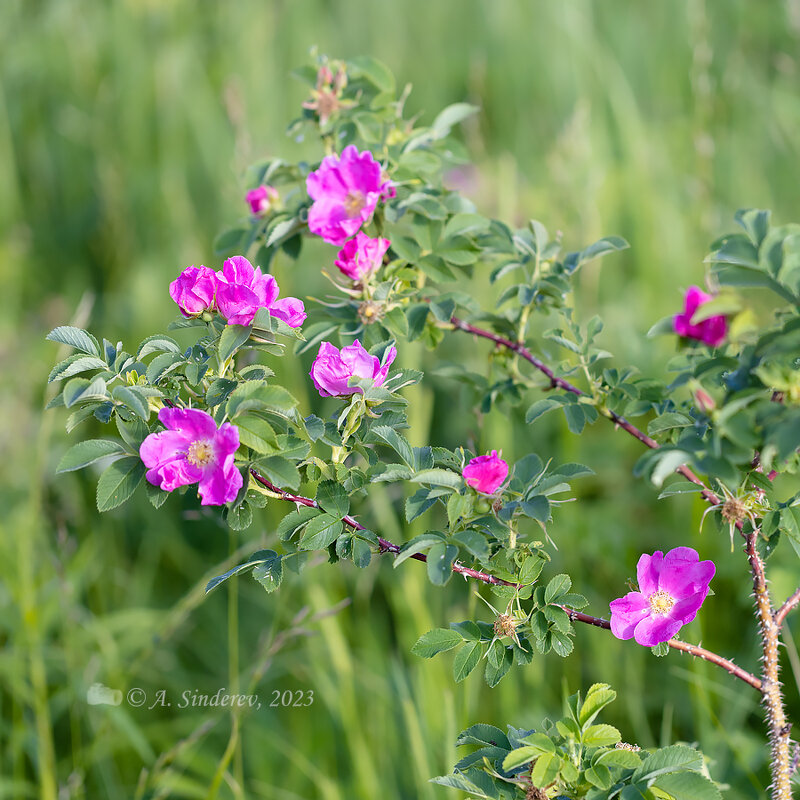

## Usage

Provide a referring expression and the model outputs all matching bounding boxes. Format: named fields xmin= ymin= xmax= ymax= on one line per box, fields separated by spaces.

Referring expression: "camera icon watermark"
xmin=86 ymin=682 xmax=123 ymax=706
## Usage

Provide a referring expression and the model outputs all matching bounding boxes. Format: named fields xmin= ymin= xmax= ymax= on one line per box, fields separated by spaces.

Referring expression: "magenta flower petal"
xmin=198 ymin=460 xmax=243 ymax=506
xmin=635 ymin=551 xmax=663 ymax=596
xmin=306 ymin=146 xmax=385 ymax=245
xmin=246 ymin=185 xmax=278 ymax=216
xmin=633 ymin=615 xmax=683 ymax=647
xmin=334 ymin=232 xmax=391 ymax=281
xmin=462 ymin=450 xmax=509 ymax=495
xmin=610 ymin=545 xmax=715 ymax=648
xmin=157 ymin=407 xmax=219 ymax=439
xmin=139 ymin=409 xmax=242 ymax=506
xmin=609 ymin=592 xmax=651 ymax=640
xmin=309 ymin=340 xmax=395 ymax=397
xmin=169 ymin=266 xmax=217 ymax=317
xmin=269 ymin=297 xmax=307 ymax=328
xmin=670 ymin=592 xmax=709 ymax=625
xmin=673 ymin=285 xmax=728 ymax=347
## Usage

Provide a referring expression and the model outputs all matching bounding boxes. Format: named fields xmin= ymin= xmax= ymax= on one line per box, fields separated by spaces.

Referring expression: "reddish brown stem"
xmin=449 ymin=316 xmax=721 ymax=505
xmin=248 ymin=468 xmax=760 ymax=689
xmin=776 ymin=586 xmax=800 ymax=629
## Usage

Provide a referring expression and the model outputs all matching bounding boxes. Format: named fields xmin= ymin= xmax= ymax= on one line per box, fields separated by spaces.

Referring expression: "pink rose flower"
xmin=609 ymin=546 xmax=715 ymax=647
xmin=309 ymin=340 xmax=397 ymax=397
xmin=334 ymin=232 xmax=391 ymax=281
xmin=462 ymin=450 xmax=509 ymax=495
xmin=673 ymin=286 xmax=727 ymax=347
xmin=140 ymin=408 xmax=242 ymax=506
xmin=306 ymin=145 xmax=386 ymax=246
xmin=169 ymin=266 xmax=217 ymax=317
xmin=246 ymin=185 xmax=279 ymax=216
xmin=215 ymin=255 xmax=305 ymax=328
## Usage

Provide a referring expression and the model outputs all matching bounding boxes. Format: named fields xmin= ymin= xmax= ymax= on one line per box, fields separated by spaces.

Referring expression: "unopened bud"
xmin=694 ymin=387 xmax=716 ymax=413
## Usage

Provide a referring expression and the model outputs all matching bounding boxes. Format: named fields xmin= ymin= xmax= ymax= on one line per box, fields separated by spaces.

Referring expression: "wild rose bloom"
xmin=673 ymin=286 xmax=727 ymax=347
xmin=140 ymin=408 xmax=242 ymax=506
xmin=215 ymin=255 xmax=305 ymax=328
xmin=310 ymin=340 xmax=397 ymax=397
xmin=609 ymin=547 xmax=715 ymax=647
xmin=169 ymin=266 xmax=217 ymax=317
xmin=334 ymin=232 xmax=391 ymax=281
xmin=246 ymin=185 xmax=279 ymax=216
xmin=462 ymin=450 xmax=509 ymax=495
xmin=306 ymin=145 xmax=386 ymax=246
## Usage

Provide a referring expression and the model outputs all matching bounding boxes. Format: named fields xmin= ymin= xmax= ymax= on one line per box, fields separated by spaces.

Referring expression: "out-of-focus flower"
xmin=306 ymin=146 xmax=386 ymax=246
xmin=609 ymin=547 xmax=715 ymax=647
xmin=462 ymin=450 xmax=509 ymax=495
xmin=169 ymin=266 xmax=217 ymax=317
xmin=309 ymin=340 xmax=397 ymax=397
xmin=140 ymin=408 xmax=242 ymax=506
xmin=246 ymin=185 xmax=279 ymax=216
xmin=302 ymin=63 xmax=352 ymax=126
xmin=334 ymin=232 xmax=390 ymax=281
xmin=673 ymin=286 xmax=727 ymax=347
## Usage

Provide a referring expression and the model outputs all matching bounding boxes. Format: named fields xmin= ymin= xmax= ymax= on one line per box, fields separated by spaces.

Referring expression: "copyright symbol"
xmin=127 ymin=688 xmax=146 ymax=707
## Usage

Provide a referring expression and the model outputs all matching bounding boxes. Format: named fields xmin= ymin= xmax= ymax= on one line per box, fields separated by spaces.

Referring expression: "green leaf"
xmin=652 ymin=771 xmax=722 ymax=800
xmin=544 ymin=573 xmax=572 ymax=604
xmin=394 ymin=531 xmax=446 ymax=567
xmin=206 ymin=378 xmax=239 ymax=407
xmin=563 ymin=404 xmax=586 ymax=434
xmin=349 ymin=55 xmax=395 ymax=92
xmin=449 ymin=620 xmax=482 ymax=641
xmin=411 ymin=468 xmax=462 ymax=489
xmin=351 ymin=538 xmax=372 ymax=568
xmin=526 ymin=398 xmax=564 ymax=424
xmin=255 ymin=456 xmax=301 ymax=490
xmin=48 ymin=354 xmax=107 ymax=383
xmin=631 ymin=745 xmax=703 ymax=782
xmin=276 ymin=506 xmax=320 ymax=541
xmin=579 ymin=683 xmax=617 ymax=727
xmin=484 ymin=645 xmax=513 ymax=687
xmin=456 ymin=724 xmax=510 ymax=749
xmin=218 ymin=324 xmax=252 ymax=364
xmin=96 ymin=456 xmax=145 ymax=511
xmin=137 ymin=335 xmax=182 ymax=359
xmin=658 ymin=481 xmax=704 ymax=498
xmin=432 ymin=102 xmax=480 ymax=137
xmin=236 ymin=415 xmax=278 ymax=453
xmin=648 ymin=412 xmax=694 ymax=435
xmin=595 ymin=748 xmax=642 ymax=768
xmin=57 ymin=439 xmax=126 ymax=472
xmin=64 ymin=376 xmax=109 ymax=407
xmin=316 ymin=480 xmax=350 ymax=519
xmin=205 ymin=549 xmax=277 ymax=593
xmin=227 ymin=382 xmax=297 ymax=418
xmin=502 ymin=746 xmax=542 ymax=771
xmin=298 ymin=513 xmax=342 ymax=550
xmin=582 ymin=724 xmax=621 ymax=747
xmin=227 ymin=500 xmax=253 ymax=531
xmin=252 ymin=552 xmax=283 ymax=593
xmin=530 ymin=752 xmax=560 ymax=788
xmin=112 ymin=385 xmax=150 ymax=421
xmin=371 ymin=426 xmax=414 ymax=467
xmin=585 ymin=764 xmax=614 ymax=790
xmin=426 ymin=542 xmax=458 ymax=585
xmin=411 ymin=628 xmax=463 ymax=658
xmin=443 ymin=213 xmax=490 ymax=239
xmin=452 ymin=640 xmax=482 ymax=682
xmin=46 ymin=326 xmax=100 ymax=356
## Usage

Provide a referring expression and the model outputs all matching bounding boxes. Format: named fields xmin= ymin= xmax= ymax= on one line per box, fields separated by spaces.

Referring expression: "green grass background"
xmin=3 ymin=0 xmax=800 ymax=797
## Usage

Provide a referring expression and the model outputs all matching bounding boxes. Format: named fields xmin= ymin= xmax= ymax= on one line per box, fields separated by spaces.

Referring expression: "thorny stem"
xmin=746 ymin=532 xmax=793 ymax=798
xmin=247 ymin=469 xmax=761 ymax=690
xmin=448 ymin=315 xmax=796 ymax=795
xmin=449 ymin=316 xmax=722 ymax=506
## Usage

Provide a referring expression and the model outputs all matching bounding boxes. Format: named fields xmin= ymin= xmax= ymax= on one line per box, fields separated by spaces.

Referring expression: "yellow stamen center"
xmin=344 ymin=190 xmax=366 ymax=218
xmin=648 ymin=589 xmax=675 ymax=616
xmin=187 ymin=440 xmax=214 ymax=467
